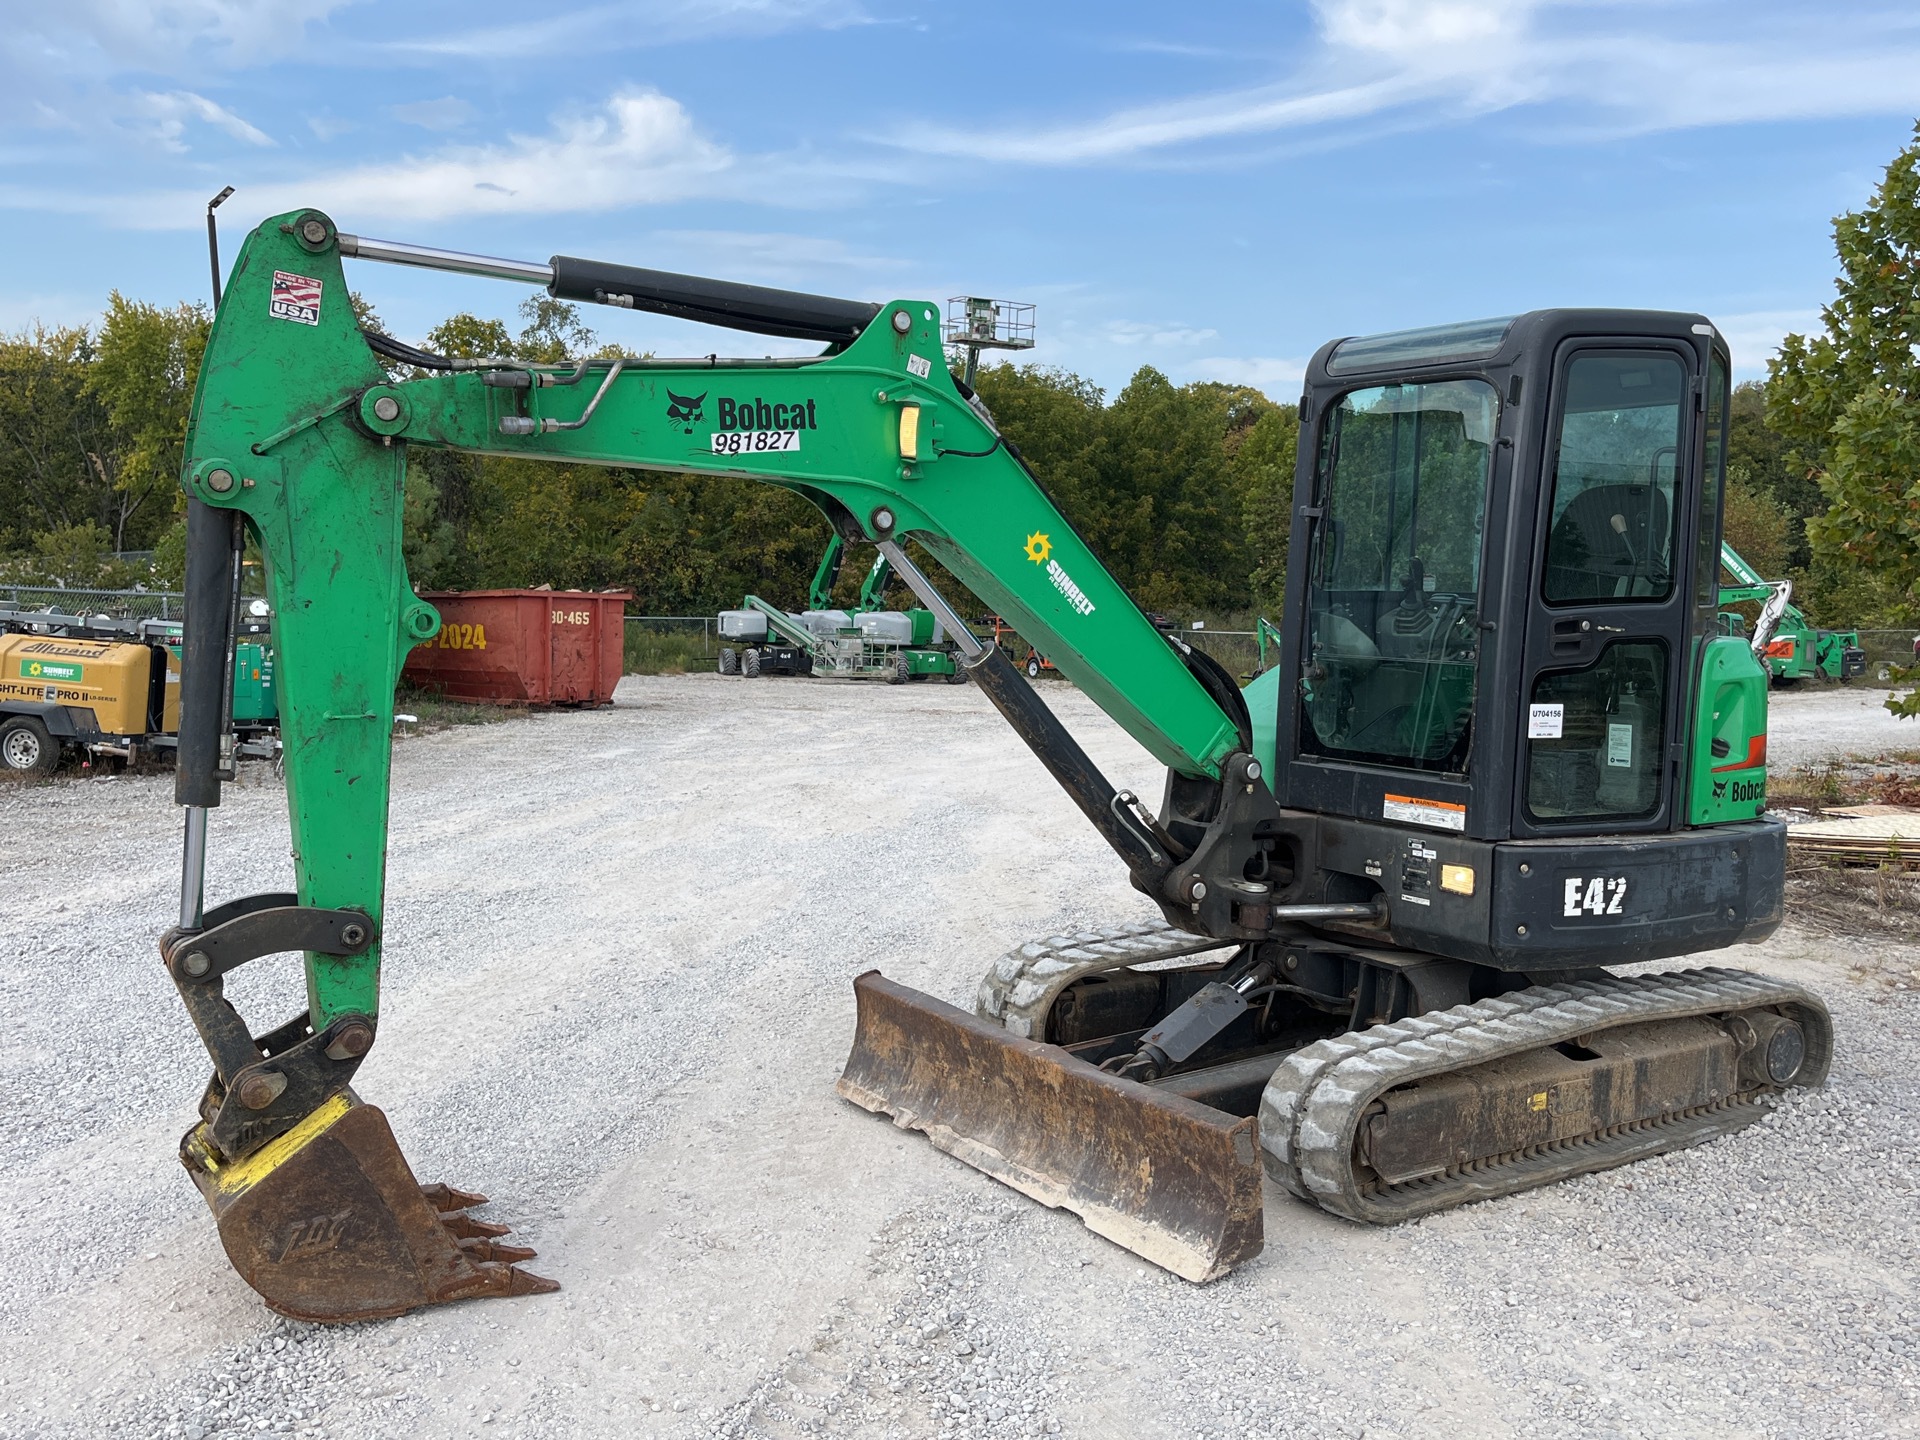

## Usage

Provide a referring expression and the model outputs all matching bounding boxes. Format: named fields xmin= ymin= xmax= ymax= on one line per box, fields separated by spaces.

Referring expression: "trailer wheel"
xmin=0 ymin=717 xmax=59 ymax=776
xmin=718 ymin=647 xmax=739 ymax=675
xmin=1026 ymin=655 xmax=1042 ymax=679
xmin=742 ymin=648 xmax=763 ymax=678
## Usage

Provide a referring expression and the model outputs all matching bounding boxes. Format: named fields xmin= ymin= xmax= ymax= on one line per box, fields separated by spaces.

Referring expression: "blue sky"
xmin=3 ymin=1 xmax=1918 ymax=392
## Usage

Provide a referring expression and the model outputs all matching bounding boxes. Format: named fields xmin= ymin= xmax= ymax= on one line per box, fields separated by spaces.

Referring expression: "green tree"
xmin=1727 ymin=382 xmax=1819 ymax=575
xmin=1769 ymin=121 xmax=1920 ymax=627
xmin=1233 ymin=405 xmax=1299 ymax=616
xmin=87 ymin=294 xmax=209 ymax=550
xmin=971 ymin=361 xmax=1290 ymax=616
xmin=514 ymin=297 xmax=597 ymax=364
xmin=0 ymin=324 xmax=119 ymax=553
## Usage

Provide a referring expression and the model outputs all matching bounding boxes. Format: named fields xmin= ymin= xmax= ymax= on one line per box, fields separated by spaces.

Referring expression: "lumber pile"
xmin=1787 ymin=805 xmax=1920 ymax=869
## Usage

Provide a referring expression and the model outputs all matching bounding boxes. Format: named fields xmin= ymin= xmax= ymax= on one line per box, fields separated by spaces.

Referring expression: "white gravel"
xmin=1763 ymin=686 xmax=1920 ymax=771
xmin=1 ymin=678 xmax=1915 ymax=1440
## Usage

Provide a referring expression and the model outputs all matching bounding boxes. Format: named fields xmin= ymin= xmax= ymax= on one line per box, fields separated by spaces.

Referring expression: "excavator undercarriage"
xmin=843 ymin=921 xmax=1829 ymax=1280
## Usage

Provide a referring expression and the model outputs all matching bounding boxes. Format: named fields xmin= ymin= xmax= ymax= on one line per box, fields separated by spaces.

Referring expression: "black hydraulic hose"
xmin=363 ymin=329 xmax=456 ymax=371
xmin=933 ymin=434 xmax=1006 ymax=459
xmin=964 ymin=647 xmax=1169 ymax=885
xmin=176 ymin=499 xmax=235 ymax=809
xmin=1174 ymin=636 xmax=1254 ymax=753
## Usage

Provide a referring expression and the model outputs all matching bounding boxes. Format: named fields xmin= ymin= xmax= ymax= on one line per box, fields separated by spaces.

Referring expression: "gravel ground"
xmin=1763 ymin=686 xmax=1917 ymax=770
xmin=0 ymin=679 xmax=1915 ymax=1440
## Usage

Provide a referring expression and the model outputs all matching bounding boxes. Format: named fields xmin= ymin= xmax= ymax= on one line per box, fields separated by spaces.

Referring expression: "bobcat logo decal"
xmin=666 ymin=390 xmax=707 ymax=433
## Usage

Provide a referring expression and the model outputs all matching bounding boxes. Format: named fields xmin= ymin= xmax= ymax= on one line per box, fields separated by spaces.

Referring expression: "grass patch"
xmin=1770 ymin=759 xmax=1920 ymax=817
xmin=393 ymin=684 xmax=522 ymax=735
xmin=624 ymin=623 xmax=713 ymax=675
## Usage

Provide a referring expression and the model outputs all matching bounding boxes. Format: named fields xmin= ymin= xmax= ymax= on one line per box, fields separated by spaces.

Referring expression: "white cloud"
xmin=389 ymin=96 xmax=475 ymax=132
xmin=888 ymin=1 xmax=1920 ymax=164
xmin=20 ymin=1 xmax=353 ymax=70
xmin=1103 ymin=320 xmax=1219 ymax=348
xmin=894 ymin=77 xmax=1422 ymax=165
xmin=1711 ymin=308 xmax=1823 ymax=378
xmin=136 ymin=90 xmax=275 ymax=151
xmin=1189 ymin=355 xmax=1309 ymax=395
xmin=238 ymin=90 xmax=733 ymax=223
xmin=307 ymin=111 xmax=355 ymax=141
xmin=384 ymin=0 xmax=867 ymax=61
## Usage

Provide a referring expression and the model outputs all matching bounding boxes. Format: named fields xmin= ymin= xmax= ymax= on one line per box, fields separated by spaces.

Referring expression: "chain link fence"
xmin=1854 ymin=629 xmax=1917 ymax=675
xmin=1 ymin=586 xmax=185 ymax=620
xmin=624 ymin=615 xmax=716 ymax=673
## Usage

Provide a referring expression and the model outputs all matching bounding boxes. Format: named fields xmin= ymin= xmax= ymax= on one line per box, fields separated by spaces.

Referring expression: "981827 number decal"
xmin=713 ymin=430 xmax=800 ymax=456
xmin=1562 ymin=876 xmax=1627 ymax=917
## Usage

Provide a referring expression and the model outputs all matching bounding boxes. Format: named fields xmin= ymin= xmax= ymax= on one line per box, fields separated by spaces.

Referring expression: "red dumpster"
xmin=402 ymin=589 xmax=629 ymax=706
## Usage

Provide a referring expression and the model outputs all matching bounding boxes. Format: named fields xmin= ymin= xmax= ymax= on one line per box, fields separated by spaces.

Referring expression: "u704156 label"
xmin=713 ymin=430 xmax=800 ymax=456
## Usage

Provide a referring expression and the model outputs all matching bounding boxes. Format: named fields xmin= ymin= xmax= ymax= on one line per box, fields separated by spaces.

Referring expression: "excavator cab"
xmin=1263 ymin=312 xmax=1780 ymax=967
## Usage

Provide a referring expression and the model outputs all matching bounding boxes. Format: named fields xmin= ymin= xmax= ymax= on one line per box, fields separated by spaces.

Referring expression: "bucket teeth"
xmin=184 ymin=1094 xmax=559 ymax=1322
xmin=420 ymin=1183 xmax=489 ymax=1212
xmin=437 ymin=1211 xmax=513 ymax=1239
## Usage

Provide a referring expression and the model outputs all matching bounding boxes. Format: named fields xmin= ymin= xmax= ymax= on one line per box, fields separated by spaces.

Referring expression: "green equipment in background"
xmin=1717 ymin=541 xmax=1866 ymax=683
xmin=718 ymin=534 xmax=969 ymax=683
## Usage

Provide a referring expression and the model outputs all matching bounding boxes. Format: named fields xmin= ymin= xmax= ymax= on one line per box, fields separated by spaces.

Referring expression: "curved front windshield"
xmin=1300 ymin=378 xmax=1497 ymax=773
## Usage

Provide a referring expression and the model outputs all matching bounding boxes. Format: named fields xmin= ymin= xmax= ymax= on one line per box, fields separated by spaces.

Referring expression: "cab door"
xmin=1513 ymin=341 xmax=1700 ymax=838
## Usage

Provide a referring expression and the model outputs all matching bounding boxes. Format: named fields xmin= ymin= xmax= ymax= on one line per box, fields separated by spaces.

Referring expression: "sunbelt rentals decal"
xmin=20 ymin=658 xmax=83 ymax=682
xmin=1025 ymin=532 xmax=1095 ymax=616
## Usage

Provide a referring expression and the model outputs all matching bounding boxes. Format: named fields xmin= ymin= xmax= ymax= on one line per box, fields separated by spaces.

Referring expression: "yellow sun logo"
xmin=1024 ymin=531 xmax=1051 ymax=564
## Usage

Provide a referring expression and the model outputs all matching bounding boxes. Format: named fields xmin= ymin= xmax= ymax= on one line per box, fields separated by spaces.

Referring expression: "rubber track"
xmin=1258 ymin=966 xmax=1833 ymax=1225
xmin=974 ymin=920 xmax=1237 ymax=1039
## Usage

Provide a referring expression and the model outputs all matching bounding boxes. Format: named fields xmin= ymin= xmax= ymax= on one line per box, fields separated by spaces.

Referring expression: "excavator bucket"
xmin=180 ymin=1092 xmax=558 ymax=1323
xmin=837 ymin=971 xmax=1263 ymax=1282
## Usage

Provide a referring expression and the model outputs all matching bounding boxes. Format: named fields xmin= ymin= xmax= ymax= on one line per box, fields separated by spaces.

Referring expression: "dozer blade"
xmin=181 ymin=1091 xmax=558 ymax=1323
xmin=837 ymin=971 xmax=1262 ymax=1282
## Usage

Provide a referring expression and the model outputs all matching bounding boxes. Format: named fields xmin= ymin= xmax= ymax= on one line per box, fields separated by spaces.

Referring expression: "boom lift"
xmin=166 ymin=210 xmax=1830 ymax=1321
xmin=1717 ymin=541 xmax=1866 ymax=683
xmin=721 ymin=536 xmax=968 ymax=681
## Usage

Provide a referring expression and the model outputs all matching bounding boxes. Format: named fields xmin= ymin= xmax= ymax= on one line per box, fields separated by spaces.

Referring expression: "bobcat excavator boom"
xmin=166 ymin=210 xmax=1829 ymax=1319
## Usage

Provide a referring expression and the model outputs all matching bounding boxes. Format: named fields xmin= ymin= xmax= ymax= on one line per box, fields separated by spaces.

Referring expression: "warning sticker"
xmin=270 ymin=270 xmax=323 ymax=326
xmin=1383 ymin=793 xmax=1466 ymax=833
xmin=1527 ymin=702 xmax=1564 ymax=739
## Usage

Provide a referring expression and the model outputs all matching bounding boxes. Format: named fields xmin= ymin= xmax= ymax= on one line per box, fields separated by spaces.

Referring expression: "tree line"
xmin=3 ymin=119 xmax=1915 ymax=633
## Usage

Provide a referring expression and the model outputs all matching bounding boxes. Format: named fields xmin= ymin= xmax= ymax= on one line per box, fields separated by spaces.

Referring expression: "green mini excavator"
xmin=164 ymin=209 xmax=1830 ymax=1321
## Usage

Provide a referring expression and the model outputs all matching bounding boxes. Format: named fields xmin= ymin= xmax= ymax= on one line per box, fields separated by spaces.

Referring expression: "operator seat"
xmin=1544 ymin=482 xmax=1670 ymax=601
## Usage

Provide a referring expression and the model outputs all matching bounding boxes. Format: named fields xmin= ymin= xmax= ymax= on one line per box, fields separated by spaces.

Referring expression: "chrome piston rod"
xmin=338 ymin=234 xmax=554 ymax=287
xmin=180 ymin=807 xmax=208 ymax=929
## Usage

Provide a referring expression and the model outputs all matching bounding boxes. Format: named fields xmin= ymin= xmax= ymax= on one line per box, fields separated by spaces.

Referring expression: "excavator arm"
xmin=165 ymin=210 xmax=1280 ymax=1317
